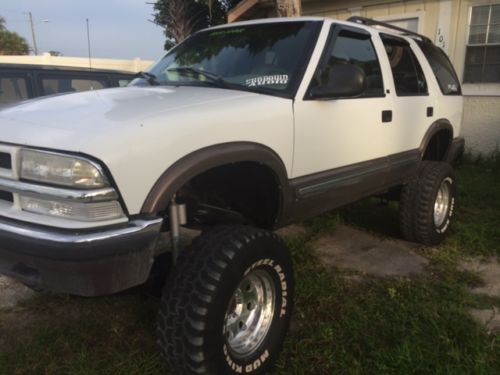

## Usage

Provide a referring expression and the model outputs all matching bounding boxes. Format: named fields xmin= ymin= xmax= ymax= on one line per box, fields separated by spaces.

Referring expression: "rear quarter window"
xmin=39 ymin=74 xmax=109 ymax=95
xmin=0 ymin=75 xmax=29 ymax=104
xmin=416 ymin=41 xmax=461 ymax=95
xmin=381 ymin=34 xmax=428 ymax=96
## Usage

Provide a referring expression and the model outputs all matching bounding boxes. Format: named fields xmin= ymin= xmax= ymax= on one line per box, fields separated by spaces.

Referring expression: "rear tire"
xmin=157 ymin=225 xmax=294 ymax=374
xmin=399 ymin=161 xmax=456 ymax=245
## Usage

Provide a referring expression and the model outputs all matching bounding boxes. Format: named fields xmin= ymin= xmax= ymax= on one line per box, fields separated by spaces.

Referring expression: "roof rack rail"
xmin=347 ymin=16 xmax=433 ymax=43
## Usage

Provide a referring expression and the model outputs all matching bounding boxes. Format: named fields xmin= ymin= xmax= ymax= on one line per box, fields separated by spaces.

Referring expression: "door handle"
xmin=382 ymin=110 xmax=392 ymax=123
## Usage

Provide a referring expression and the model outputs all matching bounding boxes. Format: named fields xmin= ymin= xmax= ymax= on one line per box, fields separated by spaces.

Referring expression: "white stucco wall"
xmin=462 ymin=97 xmax=500 ymax=154
xmin=0 ymin=53 xmax=154 ymax=73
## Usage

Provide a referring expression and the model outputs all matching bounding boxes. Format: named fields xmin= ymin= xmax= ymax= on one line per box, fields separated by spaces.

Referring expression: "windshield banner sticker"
xmin=246 ymin=75 xmax=289 ymax=87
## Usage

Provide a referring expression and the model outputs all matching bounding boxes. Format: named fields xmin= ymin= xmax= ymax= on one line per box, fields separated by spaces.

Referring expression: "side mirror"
xmin=309 ymin=64 xmax=366 ymax=99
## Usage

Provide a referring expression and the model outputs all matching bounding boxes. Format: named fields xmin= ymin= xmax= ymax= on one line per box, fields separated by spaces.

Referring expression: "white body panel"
xmin=293 ymin=96 xmax=395 ymax=176
xmin=0 ymin=17 xmax=463 ymax=228
xmin=0 ymin=87 xmax=294 ymax=217
xmin=292 ymin=20 xmax=462 ymax=178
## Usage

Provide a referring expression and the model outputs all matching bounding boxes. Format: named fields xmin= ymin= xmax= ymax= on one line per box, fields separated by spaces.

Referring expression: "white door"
xmin=292 ymin=24 xmax=394 ymax=178
xmin=379 ymin=33 xmax=434 ymax=154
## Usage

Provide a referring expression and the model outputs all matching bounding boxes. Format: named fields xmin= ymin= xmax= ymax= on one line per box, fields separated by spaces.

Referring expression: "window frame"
xmin=304 ymin=24 xmax=386 ymax=100
xmin=463 ymin=3 xmax=500 ymax=84
xmin=374 ymin=11 xmax=425 ymax=34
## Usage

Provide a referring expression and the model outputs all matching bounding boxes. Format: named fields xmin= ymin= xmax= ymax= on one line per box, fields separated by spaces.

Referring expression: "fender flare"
xmin=419 ymin=119 xmax=454 ymax=159
xmin=140 ymin=142 xmax=291 ymax=219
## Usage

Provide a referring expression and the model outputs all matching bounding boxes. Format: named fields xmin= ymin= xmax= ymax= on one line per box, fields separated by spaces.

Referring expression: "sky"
xmin=1 ymin=0 xmax=167 ymax=61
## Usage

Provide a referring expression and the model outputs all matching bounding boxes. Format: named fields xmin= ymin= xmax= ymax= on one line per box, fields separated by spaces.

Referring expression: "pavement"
xmin=312 ymin=225 xmax=429 ymax=277
xmin=461 ymin=258 xmax=500 ymax=334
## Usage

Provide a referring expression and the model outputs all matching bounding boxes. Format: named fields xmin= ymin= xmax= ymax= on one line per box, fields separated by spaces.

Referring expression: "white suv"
xmin=0 ymin=17 xmax=464 ymax=374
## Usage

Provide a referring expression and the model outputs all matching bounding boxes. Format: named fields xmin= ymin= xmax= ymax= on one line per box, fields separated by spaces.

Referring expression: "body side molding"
xmin=288 ymin=149 xmax=421 ymax=223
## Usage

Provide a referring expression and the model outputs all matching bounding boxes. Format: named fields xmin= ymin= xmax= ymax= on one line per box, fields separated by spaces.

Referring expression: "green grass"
xmin=276 ymin=242 xmax=499 ymax=374
xmin=0 ymin=158 xmax=499 ymax=374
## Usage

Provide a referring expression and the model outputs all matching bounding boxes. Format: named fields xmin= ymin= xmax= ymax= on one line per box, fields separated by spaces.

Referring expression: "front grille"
xmin=0 ymin=190 xmax=13 ymax=203
xmin=0 ymin=152 xmax=11 ymax=170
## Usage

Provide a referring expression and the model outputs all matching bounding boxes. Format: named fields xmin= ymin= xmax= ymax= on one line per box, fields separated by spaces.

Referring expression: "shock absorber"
xmin=169 ymin=195 xmax=187 ymax=264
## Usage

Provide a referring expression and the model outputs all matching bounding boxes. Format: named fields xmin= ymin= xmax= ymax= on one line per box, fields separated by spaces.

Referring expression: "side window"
xmin=0 ymin=74 xmax=29 ymax=104
xmin=118 ymin=78 xmax=132 ymax=87
xmin=311 ymin=27 xmax=384 ymax=97
xmin=39 ymin=75 xmax=108 ymax=95
xmin=381 ymin=34 xmax=428 ymax=96
xmin=417 ymin=41 xmax=461 ymax=95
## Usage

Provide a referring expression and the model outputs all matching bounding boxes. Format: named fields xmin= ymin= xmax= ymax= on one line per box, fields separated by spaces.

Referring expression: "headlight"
xmin=20 ymin=149 xmax=109 ymax=188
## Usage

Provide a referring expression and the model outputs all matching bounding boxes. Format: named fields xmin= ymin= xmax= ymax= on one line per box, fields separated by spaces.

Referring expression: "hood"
xmin=0 ymin=86 xmax=258 ymax=150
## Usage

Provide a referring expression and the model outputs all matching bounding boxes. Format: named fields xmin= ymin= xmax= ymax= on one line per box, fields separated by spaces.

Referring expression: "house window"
xmin=464 ymin=4 xmax=500 ymax=83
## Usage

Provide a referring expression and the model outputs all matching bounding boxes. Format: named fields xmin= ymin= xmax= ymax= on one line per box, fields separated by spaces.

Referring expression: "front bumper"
xmin=0 ymin=216 xmax=163 ymax=296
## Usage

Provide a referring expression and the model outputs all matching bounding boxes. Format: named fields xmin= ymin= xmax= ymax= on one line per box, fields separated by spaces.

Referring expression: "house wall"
xmin=462 ymin=97 xmax=500 ymax=152
xmin=303 ymin=0 xmax=500 ymax=155
xmin=0 ymin=53 xmax=154 ymax=73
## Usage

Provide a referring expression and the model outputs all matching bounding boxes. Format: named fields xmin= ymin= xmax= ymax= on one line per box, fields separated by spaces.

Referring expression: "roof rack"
xmin=347 ymin=16 xmax=432 ymax=43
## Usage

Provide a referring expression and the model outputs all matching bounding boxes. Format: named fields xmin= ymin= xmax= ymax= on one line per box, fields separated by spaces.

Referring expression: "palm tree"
xmin=0 ymin=16 xmax=7 ymax=31
xmin=275 ymin=0 xmax=301 ymax=17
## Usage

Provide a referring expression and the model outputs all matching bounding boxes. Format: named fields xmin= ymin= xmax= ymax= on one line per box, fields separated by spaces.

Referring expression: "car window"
xmin=416 ymin=41 xmax=461 ymax=95
xmin=40 ymin=76 xmax=108 ymax=95
xmin=0 ymin=75 xmax=29 ymax=104
xmin=381 ymin=34 xmax=428 ymax=96
xmin=311 ymin=27 xmax=384 ymax=98
xmin=143 ymin=21 xmax=322 ymax=98
xmin=118 ymin=79 xmax=131 ymax=87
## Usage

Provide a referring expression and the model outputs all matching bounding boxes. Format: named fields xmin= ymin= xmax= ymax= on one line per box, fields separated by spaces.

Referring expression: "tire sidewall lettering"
xmin=435 ymin=176 xmax=455 ymax=235
xmin=223 ymin=256 xmax=290 ymax=373
xmin=244 ymin=259 xmax=288 ymax=318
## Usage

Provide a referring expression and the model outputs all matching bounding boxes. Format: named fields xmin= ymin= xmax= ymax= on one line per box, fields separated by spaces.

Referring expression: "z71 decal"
xmin=246 ymin=75 xmax=289 ymax=87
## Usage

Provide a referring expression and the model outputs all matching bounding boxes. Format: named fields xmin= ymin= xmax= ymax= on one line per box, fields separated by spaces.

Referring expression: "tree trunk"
xmin=167 ymin=0 xmax=195 ymax=44
xmin=276 ymin=0 xmax=302 ymax=17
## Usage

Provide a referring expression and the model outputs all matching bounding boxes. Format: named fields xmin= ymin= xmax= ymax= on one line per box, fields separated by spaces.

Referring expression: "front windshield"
xmin=136 ymin=21 xmax=321 ymax=98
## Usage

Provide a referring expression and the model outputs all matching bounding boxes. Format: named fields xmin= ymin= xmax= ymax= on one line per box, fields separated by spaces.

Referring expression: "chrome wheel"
xmin=223 ymin=269 xmax=276 ymax=357
xmin=434 ymin=178 xmax=451 ymax=227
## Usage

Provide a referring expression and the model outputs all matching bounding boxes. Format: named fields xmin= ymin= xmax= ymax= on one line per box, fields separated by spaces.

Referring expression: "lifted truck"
xmin=0 ymin=17 xmax=464 ymax=374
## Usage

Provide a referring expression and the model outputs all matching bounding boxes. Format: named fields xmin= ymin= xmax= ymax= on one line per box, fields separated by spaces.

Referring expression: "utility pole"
xmin=276 ymin=0 xmax=302 ymax=17
xmin=28 ymin=12 xmax=38 ymax=55
xmin=86 ymin=18 xmax=92 ymax=70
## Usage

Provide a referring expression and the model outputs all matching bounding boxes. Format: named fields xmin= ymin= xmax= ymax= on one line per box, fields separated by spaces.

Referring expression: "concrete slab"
xmin=275 ymin=224 xmax=308 ymax=239
xmin=0 ymin=276 xmax=36 ymax=310
xmin=312 ymin=225 xmax=429 ymax=277
xmin=461 ymin=258 xmax=500 ymax=298
xmin=470 ymin=307 xmax=500 ymax=334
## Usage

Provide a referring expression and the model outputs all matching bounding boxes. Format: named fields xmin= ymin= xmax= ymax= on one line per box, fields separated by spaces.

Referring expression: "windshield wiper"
xmin=134 ymin=71 xmax=159 ymax=86
xmin=166 ymin=67 xmax=231 ymax=88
